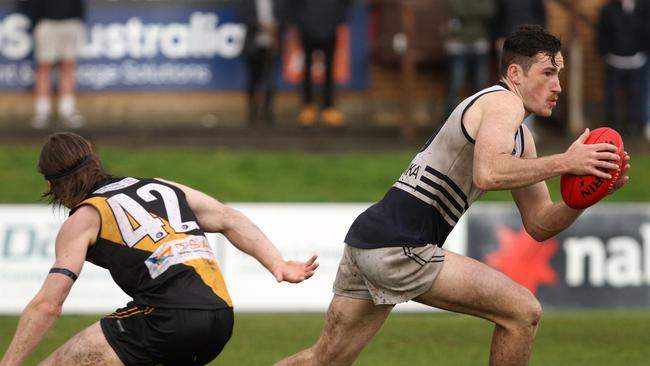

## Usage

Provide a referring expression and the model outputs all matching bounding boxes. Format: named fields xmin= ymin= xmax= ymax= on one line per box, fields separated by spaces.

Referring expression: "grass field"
xmin=1 ymin=143 xmax=649 ymax=364
xmin=1 ymin=145 xmax=648 ymax=203
xmin=1 ymin=311 xmax=649 ymax=365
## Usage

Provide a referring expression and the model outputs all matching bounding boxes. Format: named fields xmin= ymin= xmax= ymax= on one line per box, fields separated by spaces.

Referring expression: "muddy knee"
xmin=314 ymin=331 xmax=357 ymax=365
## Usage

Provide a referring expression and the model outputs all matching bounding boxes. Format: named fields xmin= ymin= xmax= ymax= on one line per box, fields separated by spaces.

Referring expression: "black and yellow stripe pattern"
xmin=79 ymin=177 xmax=233 ymax=309
xmin=107 ymin=305 xmax=155 ymax=319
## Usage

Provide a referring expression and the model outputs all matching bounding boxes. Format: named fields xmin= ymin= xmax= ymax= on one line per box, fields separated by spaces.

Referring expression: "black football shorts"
xmin=100 ymin=303 xmax=234 ymax=366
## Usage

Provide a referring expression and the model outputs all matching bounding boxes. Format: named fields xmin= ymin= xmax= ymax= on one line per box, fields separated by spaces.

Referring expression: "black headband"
xmin=44 ymin=156 xmax=92 ymax=181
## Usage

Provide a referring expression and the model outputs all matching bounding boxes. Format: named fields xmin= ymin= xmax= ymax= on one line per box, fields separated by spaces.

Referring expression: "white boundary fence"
xmin=0 ymin=204 xmax=466 ymax=314
xmin=1 ymin=203 xmax=648 ymax=314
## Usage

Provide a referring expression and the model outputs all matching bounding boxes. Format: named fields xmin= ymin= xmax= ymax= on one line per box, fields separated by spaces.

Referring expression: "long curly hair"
xmin=38 ymin=132 xmax=109 ymax=209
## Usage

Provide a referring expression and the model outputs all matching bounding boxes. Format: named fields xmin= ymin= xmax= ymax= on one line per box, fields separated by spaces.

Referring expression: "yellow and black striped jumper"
xmin=76 ymin=176 xmax=234 ymax=366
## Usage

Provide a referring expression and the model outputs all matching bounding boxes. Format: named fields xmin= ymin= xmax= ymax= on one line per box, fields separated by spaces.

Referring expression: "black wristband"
xmin=49 ymin=267 xmax=78 ymax=282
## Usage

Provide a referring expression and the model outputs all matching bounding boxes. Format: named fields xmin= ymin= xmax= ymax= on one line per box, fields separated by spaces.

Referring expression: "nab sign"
xmin=468 ymin=204 xmax=650 ymax=309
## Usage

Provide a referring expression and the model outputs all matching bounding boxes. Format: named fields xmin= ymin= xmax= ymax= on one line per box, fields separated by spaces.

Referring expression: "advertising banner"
xmin=467 ymin=204 xmax=650 ymax=309
xmin=3 ymin=202 xmax=646 ymax=313
xmin=0 ymin=0 xmax=368 ymax=91
xmin=0 ymin=203 xmax=466 ymax=314
xmin=0 ymin=205 xmax=131 ymax=313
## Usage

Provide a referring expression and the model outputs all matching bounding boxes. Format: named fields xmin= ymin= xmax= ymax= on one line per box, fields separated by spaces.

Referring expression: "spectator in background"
xmin=597 ymin=0 xmax=650 ymax=138
xmin=493 ymin=0 xmax=546 ymax=135
xmin=493 ymin=0 xmax=546 ymax=60
xmin=29 ymin=0 xmax=85 ymax=129
xmin=295 ymin=0 xmax=351 ymax=127
xmin=240 ymin=0 xmax=288 ymax=126
xmin=443 ymin=0 xmax=496 ymax=119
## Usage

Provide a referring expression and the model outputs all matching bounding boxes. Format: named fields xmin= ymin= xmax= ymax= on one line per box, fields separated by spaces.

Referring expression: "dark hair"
xmin=38 ymin=132 xmax=109 ymax=208
xmin=499 ymin=24 xmax=562 ymax=78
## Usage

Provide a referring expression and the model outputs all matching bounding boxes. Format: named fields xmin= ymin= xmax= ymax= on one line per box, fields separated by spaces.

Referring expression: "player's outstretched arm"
xmin=166 ymin=180 xmax=318 ymax=283
xmin=213 ymin=205 xmax=318 ymax=283
xmin=0 ymin=206 xmax=96 ymax=366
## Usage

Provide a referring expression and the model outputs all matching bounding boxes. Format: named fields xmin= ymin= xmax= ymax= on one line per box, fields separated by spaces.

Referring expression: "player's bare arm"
xmin=161 ymin=179 xmax=318 ymax=283
xmin=471 ymin=93 xmax=620 ymax=191
xmin=511 ymin=126 xmax=631 ymax=241
xmin=471 ymin=51 xmax=620 ymax=190
xmin=0 ymin=206 xmax=98 ymax=366
xmin=508 ymin=126 xmax=582 ymax=241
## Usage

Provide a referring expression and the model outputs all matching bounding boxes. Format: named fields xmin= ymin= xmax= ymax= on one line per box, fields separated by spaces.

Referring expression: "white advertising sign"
xmin=0 ymin=204 xmax=467 ymax=314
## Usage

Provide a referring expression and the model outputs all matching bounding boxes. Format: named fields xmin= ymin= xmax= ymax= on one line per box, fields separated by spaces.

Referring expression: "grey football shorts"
xmin=333 ymin=243 xmax=445 ymax=305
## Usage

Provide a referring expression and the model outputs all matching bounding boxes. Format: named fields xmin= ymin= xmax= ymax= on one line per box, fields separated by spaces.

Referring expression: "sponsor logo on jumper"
xmin=484 ymin=226 xmax=559 ymax=295
xmin=146 ymin=246 xmax=174 ymax=265
xmin=145 ymin=235 xmax=216 ymax=279
xmin=403 ymin=163 xmax=420 ymax=179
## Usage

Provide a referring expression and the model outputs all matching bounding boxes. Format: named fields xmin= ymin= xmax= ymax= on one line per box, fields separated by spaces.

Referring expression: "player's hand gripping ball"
xmin=560 ymin=127 xmax=624 ymax=209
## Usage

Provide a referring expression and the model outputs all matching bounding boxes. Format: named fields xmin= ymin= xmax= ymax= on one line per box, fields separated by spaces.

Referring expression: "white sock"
xmin=58 ymin=95 xmax=76 ymax=116
xmin=34 ymin=96 xmax=51 ymax=116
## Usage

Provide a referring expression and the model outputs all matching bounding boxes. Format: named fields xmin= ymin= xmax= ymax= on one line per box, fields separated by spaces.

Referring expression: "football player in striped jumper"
xmin=275 ymin=25 xmax=629 ymax=366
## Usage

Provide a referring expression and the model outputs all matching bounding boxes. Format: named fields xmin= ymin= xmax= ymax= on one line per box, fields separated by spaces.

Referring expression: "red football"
xmin=560 ymin=127 xmax=624 ymax=209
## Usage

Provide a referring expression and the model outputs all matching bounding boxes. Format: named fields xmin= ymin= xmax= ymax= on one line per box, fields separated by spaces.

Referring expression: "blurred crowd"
xmin=443 ymin=0 xmax=650 ymax=141
xmin=596 ymin=0 xmax=650 ymax=140
xmin=15 ymin=0 xmax=650 ymax=141
xmin=240 ymin=0 xmax=351 ymax=127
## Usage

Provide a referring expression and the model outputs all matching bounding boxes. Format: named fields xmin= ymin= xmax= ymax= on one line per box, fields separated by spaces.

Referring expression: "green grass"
xmin=2 ymin=311 xmax=649 ymax=365
xmin=2 ymin=144 xmax=649 ymax=364
xmin=1 ymin=145 xmax=648 ymax=203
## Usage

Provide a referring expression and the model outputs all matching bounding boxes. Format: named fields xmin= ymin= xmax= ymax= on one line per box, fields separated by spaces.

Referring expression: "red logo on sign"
xmin=484 ymin=226 xmax=560 ymax=295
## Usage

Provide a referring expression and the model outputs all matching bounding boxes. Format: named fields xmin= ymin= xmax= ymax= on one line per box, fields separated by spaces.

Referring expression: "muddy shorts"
xmin=333 ymin=244 xmax=445 ymax=305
